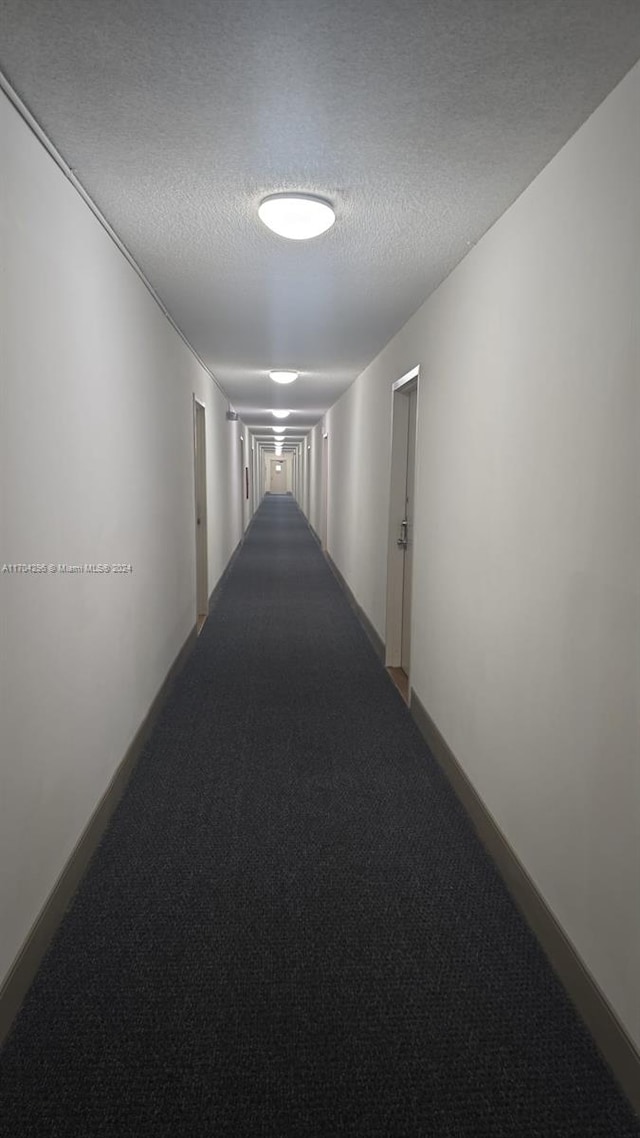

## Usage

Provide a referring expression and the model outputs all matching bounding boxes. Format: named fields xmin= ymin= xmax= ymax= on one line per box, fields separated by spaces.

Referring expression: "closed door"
xmin=321 ymin=434 xmax=328 ymax=550
xmin=386 ymin=368 xmax=419 ymax=691
xmin=270 ymin=460 xmax=287 ymax=493
xmin=193 ymin=399 xmax=208 ymax=632
xmin=401 ymin=387 xmax=417 ymax=673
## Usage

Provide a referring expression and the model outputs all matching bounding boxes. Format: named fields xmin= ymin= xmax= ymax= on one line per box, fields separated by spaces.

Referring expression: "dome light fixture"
xmin=269 ymin=369 xmax=299 ymax=385
xmin=272 ymin=425 xmax=286 ymax=433
xmin=258 ymin=194 xmax=335 ymax=240
xmin=271 ymin=409 xmax=291 ymax=420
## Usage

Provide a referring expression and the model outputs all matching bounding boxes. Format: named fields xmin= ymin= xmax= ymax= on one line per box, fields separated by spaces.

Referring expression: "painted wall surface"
xmin=0 ymin=92 xmax=244 ymax=987
xmin=325 ymin=64 xmax=640 ymax=1046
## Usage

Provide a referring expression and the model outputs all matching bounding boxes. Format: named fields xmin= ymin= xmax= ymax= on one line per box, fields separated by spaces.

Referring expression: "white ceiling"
xmin=2 ymin=0 xmax=640 ymax=437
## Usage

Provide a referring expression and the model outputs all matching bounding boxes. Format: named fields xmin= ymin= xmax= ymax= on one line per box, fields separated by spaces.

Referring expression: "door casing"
xmin=385 ymin=366 xmax=421 ymax=692
xmin=193 ymin=397 xmax=208 ymax=632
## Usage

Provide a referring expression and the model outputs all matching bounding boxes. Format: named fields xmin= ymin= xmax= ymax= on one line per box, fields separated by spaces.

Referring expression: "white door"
xmin=193 ymin=399 xmax=208 ymax=632
xmin=321 ymin=434 xmax=328 ymax=550
xmin=270 ymin=460 xmax=287 ymax=493
xmin=385 ymin=367 xmax=420 ymax=694
xmin=401 ymin=387 xmax=417 ymax=673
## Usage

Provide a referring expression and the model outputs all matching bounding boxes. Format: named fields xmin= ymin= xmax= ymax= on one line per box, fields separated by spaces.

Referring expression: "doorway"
xmin=193 ymin=398 xmax=208 ymax=634
xmin=270 ymin=459 xmax=287 ymax=494
xmin=385 ymin=366 xmax=419 ymax=703
xmin=240 ymin=434 xmax=250 ymax=530
xmin=320 ymin=433 xmax=329 ymax=551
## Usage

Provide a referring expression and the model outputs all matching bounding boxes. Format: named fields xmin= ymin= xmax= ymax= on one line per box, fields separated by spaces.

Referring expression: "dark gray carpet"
xmin=1 ymin=497 xmax=638 ymax=1136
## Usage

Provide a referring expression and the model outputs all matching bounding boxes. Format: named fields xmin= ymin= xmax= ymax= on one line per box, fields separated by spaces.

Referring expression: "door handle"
xmin=397 ymin=519 xmax=408 ymax=548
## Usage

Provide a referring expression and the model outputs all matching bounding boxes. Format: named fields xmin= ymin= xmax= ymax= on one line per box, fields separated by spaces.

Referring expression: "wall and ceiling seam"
xmin=0 ymin=70 xmax=229 ymax=406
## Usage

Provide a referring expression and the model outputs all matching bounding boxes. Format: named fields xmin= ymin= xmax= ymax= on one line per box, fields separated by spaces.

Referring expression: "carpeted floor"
xmin=1 ymin=497 xmax=638 ymax=1136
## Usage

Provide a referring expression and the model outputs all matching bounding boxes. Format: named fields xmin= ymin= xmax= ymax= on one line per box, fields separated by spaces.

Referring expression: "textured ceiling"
xmin=2 ymin=0 xmax=640 ymax=434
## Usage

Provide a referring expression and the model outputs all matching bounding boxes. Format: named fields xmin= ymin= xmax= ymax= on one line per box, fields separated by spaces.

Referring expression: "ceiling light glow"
xmin=271 ymin=409 xmax=291 ymax=419
xmin=269 ymin=370 xmax=299 ymax=385
xmin=258 ymin=194 xmax=335 ymax=240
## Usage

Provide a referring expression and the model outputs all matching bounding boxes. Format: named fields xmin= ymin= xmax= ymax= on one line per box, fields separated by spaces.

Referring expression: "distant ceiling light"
xmin=258 ymin=194 xmax=335 ymax=240
xmin=273 ymin=435 xmax=285 ymax=442
xmin=269 ymin=370 xmax=299 ymax=385
xmin=271 ymin=409 xmax=291 ymax=419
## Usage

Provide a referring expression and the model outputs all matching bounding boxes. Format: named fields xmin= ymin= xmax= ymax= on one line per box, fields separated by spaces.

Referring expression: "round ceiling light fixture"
xmin=271 ymin=409 xmax=291 ymax=420
xmin=258 ymin=194 xmax=335 ymax=240
xmin=269 ymin=369 xmax=299 ymax=385
xmin=272 ymin=425 xmax=286 ymax=433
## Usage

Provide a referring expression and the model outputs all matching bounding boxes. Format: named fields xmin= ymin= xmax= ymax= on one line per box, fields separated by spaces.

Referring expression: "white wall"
xmin=0 ymin=91 xmax=244 ymax=988
xmin=325 ymin=63 xmax=640 ymax=1047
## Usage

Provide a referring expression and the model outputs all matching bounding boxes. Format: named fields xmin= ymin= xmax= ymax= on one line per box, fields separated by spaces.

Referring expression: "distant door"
xmin=193 ymin=399 xmax=208 ymax=633
xmin=270 ymin=460 xmax=287 ymax=493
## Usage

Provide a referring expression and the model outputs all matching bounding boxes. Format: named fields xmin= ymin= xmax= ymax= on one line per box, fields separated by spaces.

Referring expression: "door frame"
xmin=320 ymin=432 xmax=329 ymax=551
xmin=269 ymin=457 xmax=287 ymax=494
xmin=385 ymin=365 xmax=421 ymax=689
xmin=193 ymin=396 xmax=208 ymax=634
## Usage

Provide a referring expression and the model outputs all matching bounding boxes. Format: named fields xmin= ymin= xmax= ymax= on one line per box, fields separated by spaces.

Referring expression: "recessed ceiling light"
xmin=269 ymin=370 xmax=299 ymax=385
xmin=258 ymin=194 xmax=335 ymax=240
xmin=273 ymin=435 xmax=285 ymax=442
xmin=271 ymin=409 xmax=291 ymax=419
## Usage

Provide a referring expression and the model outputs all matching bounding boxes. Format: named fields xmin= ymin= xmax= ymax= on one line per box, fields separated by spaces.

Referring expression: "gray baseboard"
xmin=324 ymin=551 xmax=385 ymax=664
xmin=0 ymin=621 xmax=198 ymax=1047
xmin=208 ymin=534 xmax=244 ymax=613
xmin=410 ymin=689 xmax=640 ymax=1117
xmin=295 ymin=507 xmax=385 ymax=661
xmin=0 ymin=533 xmax=252 ymax=1045
xmin=0 ymin=536 xmax=255 ymax=1047
xmin=300 ymin=529 xmax=640 ymax=1114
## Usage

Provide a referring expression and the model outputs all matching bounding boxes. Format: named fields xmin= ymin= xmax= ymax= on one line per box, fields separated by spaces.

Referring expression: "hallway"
xmin=0 ymin=499 xmax=636 ymax=1136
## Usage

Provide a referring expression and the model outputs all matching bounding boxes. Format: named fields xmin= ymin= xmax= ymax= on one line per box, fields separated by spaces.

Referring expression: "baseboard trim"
xmin=0 ymin=529 xmax=254 ymax=1045
xmin=410 ymin=689 xmax=640 ymax=1116
xmin=0 ymin=620 xmax=201 ymax=1047
xmin=324 ymin=551 xmax=385 ymax=664
xmin=207 ymin=534 xmax=245 ymax=613
xmin=299 ymin=513 xmax=640 ymax=1113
